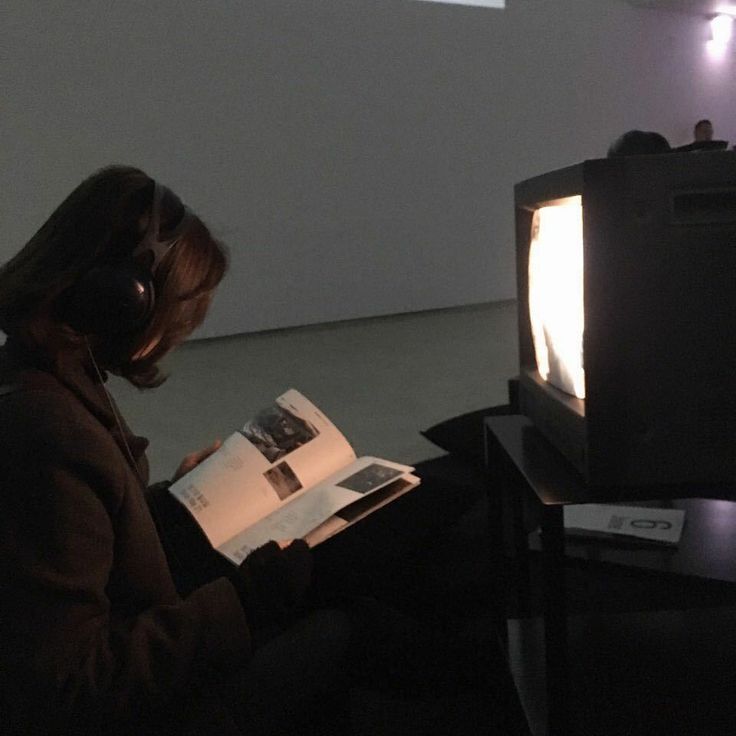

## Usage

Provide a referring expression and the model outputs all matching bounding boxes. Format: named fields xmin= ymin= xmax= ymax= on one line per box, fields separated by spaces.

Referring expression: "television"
xmin=515 ymin=151 xmax=736 ymax=489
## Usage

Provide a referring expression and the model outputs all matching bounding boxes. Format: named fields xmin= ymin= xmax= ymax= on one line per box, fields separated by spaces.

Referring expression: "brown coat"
xmin=0 ymin=339 xmax=250 ymax=735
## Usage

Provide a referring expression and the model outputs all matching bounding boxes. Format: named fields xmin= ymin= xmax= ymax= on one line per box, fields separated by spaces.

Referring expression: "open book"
xmin=169 ymin=389 xmax=420 ymax=564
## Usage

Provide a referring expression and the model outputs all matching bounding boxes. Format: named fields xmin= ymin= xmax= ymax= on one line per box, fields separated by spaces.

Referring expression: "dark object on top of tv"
xmin=674 ymin=140 xmax=729 ymax=153
xmin=515 ymin=151 xmax=736 ymax=490
xmin=607 ymin=130 xmax=671 ymax=157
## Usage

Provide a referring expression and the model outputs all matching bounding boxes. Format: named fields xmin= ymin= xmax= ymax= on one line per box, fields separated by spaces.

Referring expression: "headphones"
xmin=58 ymin=181 xmax=193 ymax=336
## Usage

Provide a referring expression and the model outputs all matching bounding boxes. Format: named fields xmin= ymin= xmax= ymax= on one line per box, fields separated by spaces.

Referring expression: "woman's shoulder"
xmin=0 ymin=365 xmax=119 ymax=464
xmin=1 ymin=363 xmax=84 ymax=415
xmin=0 ymin=341 xmax=65 ymax=405
xmin=0 ymin=368 xmax=131 ymax=516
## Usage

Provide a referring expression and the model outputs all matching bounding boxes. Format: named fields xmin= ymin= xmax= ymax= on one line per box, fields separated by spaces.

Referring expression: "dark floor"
xmin=344 ymin=452 xmax=736 ymax=736
xmin=311 ymin=452 xmax=526 ymax=735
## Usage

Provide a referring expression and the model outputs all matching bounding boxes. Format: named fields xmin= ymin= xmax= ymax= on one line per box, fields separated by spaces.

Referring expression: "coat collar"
xmin=1 ymin=335 xmax=150 ymax=468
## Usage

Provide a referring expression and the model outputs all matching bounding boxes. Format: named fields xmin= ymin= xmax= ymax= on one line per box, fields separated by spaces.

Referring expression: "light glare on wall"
xmin=712 ymin=14 xmax=734 ymax=42
xmin=715 ymin=5 xmax=736 ymax=17
xmin=707 ymin=13 xmax=734 ymax=58
xmin=413 ymin=0 xmax=505 ymax=7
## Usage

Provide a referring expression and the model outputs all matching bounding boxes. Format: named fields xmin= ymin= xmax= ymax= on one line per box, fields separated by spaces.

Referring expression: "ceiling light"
xmin=711 ymin=13 xmax=734 ymax=44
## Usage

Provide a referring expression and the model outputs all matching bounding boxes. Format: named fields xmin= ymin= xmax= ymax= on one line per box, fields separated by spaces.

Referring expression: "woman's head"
xmin=0 ymin=165 xmax=228 ymax=387
xmin=607 ymin=130 xmax=671 ymax=157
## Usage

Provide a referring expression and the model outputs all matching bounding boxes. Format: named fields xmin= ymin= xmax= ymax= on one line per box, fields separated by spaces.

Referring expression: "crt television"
xmin=515 ymin=151 xmax=736 ymax=489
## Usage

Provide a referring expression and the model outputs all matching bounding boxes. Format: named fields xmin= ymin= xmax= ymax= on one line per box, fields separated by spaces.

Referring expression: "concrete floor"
xmin=112 ymin=300 xmax=519 ymax=482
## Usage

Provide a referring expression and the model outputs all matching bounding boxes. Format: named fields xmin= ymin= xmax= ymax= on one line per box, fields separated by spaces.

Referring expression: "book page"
xmin=169 ymin=431 xmax=281 ymax=547
xmin=304 ymin=473 xmax=420 ymax=547
xmin=169 ymin=389 xmax=356 ymax=548
xmin=217 ymin=457 xmax=415 ymax=564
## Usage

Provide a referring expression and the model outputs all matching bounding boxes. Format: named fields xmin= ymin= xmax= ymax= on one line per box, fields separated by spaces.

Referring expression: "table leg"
xmin=485 ymin=423 xmax=533 ymax=619
xmin=509 ymin=479 xmax=532 ymax=616
xmin=540 ymin=504 xmax=570 ymax=736
xmin=485 ymin=423 xmax=512 ymax=645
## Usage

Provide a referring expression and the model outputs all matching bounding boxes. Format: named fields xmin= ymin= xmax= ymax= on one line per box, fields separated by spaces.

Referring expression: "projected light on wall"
xmin=414 ymin=0 xmax=505 ymax=7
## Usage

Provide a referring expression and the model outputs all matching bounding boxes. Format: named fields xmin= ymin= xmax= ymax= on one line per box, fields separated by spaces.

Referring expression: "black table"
xmin=484 ymin=414 xmax=736 ymax=736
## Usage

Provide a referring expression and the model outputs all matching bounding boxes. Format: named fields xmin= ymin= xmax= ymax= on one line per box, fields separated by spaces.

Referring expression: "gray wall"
xmin=3 ymin=0 xmax=735 ymax=338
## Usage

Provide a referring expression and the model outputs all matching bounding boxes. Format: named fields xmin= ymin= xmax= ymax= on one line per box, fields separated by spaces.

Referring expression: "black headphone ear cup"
xmin=57 ymin=263 xmax=154 ymax=336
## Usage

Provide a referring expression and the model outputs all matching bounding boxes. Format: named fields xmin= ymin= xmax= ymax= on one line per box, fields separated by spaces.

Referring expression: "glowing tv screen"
xmin=528 ymin=196 xmax=585 ymax=399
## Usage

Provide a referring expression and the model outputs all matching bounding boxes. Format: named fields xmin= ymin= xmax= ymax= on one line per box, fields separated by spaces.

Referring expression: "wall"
xmin=3 ymin=0 xmax=734 ymax=338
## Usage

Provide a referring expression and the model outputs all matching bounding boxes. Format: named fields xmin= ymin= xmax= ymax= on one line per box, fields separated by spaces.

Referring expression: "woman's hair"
xmin=0 ymin=165 xmax=228 ymax=388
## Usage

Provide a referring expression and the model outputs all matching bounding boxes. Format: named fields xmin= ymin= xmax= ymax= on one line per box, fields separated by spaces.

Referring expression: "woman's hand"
xmin=171 ymin=438 xmax=222 ymax=483
xmin=230 ymin=540 xmax=314 ymax=632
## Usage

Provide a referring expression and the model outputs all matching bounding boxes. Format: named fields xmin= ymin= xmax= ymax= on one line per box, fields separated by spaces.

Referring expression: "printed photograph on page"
xmin=242 ymin=390 xmax=357 ymax=491
xmin=240 ymin=402 xmax=319 ymax=464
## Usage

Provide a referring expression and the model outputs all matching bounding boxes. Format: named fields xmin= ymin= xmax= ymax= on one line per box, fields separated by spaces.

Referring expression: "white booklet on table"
xmin=169 ymin=389 xmax=420 ymax=564
xmin=563 ymin=504 xmax=686 ymax=545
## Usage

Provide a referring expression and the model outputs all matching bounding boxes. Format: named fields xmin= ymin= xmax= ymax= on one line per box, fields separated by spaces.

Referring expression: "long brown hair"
xmin=0 ymin=165 xmax=228 ymax=388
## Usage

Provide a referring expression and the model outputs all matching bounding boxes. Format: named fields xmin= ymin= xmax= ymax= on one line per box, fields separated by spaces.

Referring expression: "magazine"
xmin=169 ymin=389 xmax=420 ymax=564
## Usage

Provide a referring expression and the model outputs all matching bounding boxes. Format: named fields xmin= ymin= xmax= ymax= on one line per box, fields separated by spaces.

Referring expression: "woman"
xmin=0 ymin=166 xmax=354 ymax=736
xmin=0 ymin=166 xmax=513 ymax=736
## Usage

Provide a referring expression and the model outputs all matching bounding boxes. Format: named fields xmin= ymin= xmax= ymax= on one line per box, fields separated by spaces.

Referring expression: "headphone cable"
xmin=85 ymin=337 xmax=146 ymax=488
xmin=84 ymin=337 xmax=192 ymax=585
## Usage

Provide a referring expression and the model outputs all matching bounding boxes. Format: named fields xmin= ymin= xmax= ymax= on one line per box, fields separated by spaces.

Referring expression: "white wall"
xmin=3 ymin=0 xmax=734 ymax=338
